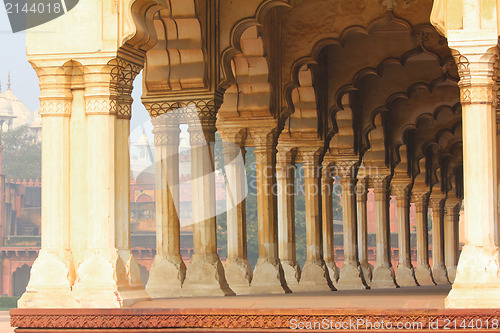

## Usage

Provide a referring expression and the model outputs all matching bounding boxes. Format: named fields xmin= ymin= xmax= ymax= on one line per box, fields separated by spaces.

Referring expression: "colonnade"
xmin=16 ymin=60 xmax=464 ymax=305
xmin=140 ymin=111 xmax=463 ymax=297
xmin=17 ymin=0 xmax=500 ymax=310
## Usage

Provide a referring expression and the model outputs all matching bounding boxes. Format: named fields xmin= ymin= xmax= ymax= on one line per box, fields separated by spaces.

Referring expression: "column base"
xmin=324 ymin=260 xmax=340 ymax=288
xmin=182 ymin=253 xmax=235 ymax=296
xmin=250 ymin=257 xmax=291 ymax=294
xmin=337 ymin=262 xmax=368 ymax=290
xmin=371 ymin=265 xmax=398 ymax=289
xmin=395 ymin=264 xmax=418 ymax=287
xmin=18 ymin=249 xmax=78 ymax=308
xmin=146 ymin=254 xmax=185 ymax=298
xmin=445 ymin=245 xmax=500 ymax=308
xmin=359 ymin=262 xmax=373 ymax=286
xmin=432 ymin=264 xmax=450 ymax=284
xmin=119 ymin=250 xmax=146 ymax=290
xmin=280 ymin=259 xmax=301 ymax=292
xmin=414 ymin=264 xmax=436 ymax=286
xmin=296 ymin=259 xmax=334 ymax=292
xmin=72 ymin=250 xmax=151 ymax=307
xmin=447 ymin=266 xmax=457 ymax=283
xmin=224 ymin=257 xmax=253 ymax=295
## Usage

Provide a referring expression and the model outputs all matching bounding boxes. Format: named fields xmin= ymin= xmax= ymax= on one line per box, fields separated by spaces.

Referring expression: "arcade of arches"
xmin=16 ymin=0 xmax=500 ymax=309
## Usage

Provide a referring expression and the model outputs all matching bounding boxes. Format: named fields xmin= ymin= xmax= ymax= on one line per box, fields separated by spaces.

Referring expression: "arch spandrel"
xmin=26 ymin=0 xmax=166 ymax=61
xmin=282 ymin=5 xmax=453 ymax=113
xmin=387 ymin=87 xmax=461 ymax=147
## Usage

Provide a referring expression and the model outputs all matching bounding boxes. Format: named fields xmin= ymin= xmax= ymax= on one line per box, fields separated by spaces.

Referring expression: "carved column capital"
xmin=300 ymin=146 xmax=322 ymax=179
xmin=335 ymin=159 xmax=358 ymax=178
xmin=218 ymin=127 xmax=247 ymax=147
xmin=450 ymin=45 xmax=499 ymax=105
xmin=428 ymin=194 xmax=446 ymax=211
xmin=252 ymin=127 xmax=277 ymax=163
xmin=412 ymin=188 xmax=430 ymax=212
xmin=252 ymin=127 xmax=277 ymax=148
xmin=84 ymin=58 xmax=141 ymax=119
xmin=35 ymin=66 xmax=73 ymax=117
xmin=392 ymin=181 xmax=411 ymax=205
xmin=321 ymin=163 xmax=334 ymax=185
xmin=276 ymin=146 xmax=297 ymax=180
xmin=151 ymin=117 xmax=181 ymax=147
xmin=445 ymin=197 xmax=462 ymax=216
xmin=146 ymin=99 xmax=221 ymax=124
xmin=356 ymin=176 xmax=369 ymax=202
xmin=372 ymin=174 xmax=391 ymax=201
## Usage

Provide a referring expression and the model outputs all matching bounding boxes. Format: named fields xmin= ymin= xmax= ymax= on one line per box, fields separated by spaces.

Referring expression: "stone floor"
xmin=133 ymin=284 xmax=451 ymax=310
xmin=12 ymin=285 xmax=468 ymax=332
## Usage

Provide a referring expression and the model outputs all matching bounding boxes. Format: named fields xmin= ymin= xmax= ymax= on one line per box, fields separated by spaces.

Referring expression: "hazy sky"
xmin=0 ymin=5 xmax=152 ymax=140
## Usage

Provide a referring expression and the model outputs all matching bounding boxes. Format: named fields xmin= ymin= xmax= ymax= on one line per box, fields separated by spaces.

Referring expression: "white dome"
xmin=0 ymin=94 xmax=13 ymax=116
xmin=3 ymin=89 xmax=34 ymax=128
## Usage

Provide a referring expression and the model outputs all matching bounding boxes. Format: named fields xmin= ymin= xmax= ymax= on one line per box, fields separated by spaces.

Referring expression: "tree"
xmin=1 ymin=126 xmax=41 ymax=181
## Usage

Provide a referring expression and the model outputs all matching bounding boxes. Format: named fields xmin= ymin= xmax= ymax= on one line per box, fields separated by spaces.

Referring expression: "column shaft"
xmin=371 ymin=176 xmax=397 ymax=288
xmin=182 ymin=120 xmax=233 ymax=296
xmin=321 ymin=164 xmax=339 ymax=285
xmin=394 ymin=184 xmax=417 ymax=287
xmin=430 ymin=199 xmax=449 ymax=284
xmin=444 ymin=200 xmax=460 ymax=283
xmin=250 ymin=131 xmax=289 ymax=294
xmin=224 ymin=143 xmax=252 ymax=294
xmin=70 ymin=63 xmax=149 ymax=307
xmin=19 ymin=75 xmax=77 ymax=308
xmin=337 ymin=166 xmax=366 ymax=290
xmin=297 ymin=158 xmax=333 ymax=291
xmin=277 ymin=152 xmax=300 ymax=289
xmin=356 ymin=177 xmax=372 ymax=285
xmin=413 ymin=193 xmax=435 ymax=285
xmin=146 ymin=116 xmax=185 ymax=297
xmin=445 ymin=43 xmax=500 ymax=308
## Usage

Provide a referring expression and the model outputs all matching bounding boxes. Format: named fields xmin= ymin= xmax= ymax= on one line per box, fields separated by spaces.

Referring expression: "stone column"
xmin=276 ymin=148 xmax=300 ymax=290
xmin=444 ymin=198 xmax=461 ymax=283
xmin=71 ymin=60 xmax=150 ymax=307
xmin=250 ymin=128 xmax=289 ymax=294
xmin=182 ymin=103 xmax=234 ymax=296
xmin=223 ymin=139 xmax=252 ymax=294
xmin=356 ymin=176 xmax=372 ymax=285
xmin=445 ymin=44 xmax=500 ymax=307
xmin=19 ymin=66 xmax=77 ymax=307
xmin=412 ymin=189 xmax=435 ymax=285
xmin=337 ymin=161 xmax=367 ymax=290
xmin=145 ymin=113 xmax=185 ymax=298
xmin=116 ymin=74 xmax=145 ymax=297
xmin=429 ymin=196 xmax=449 ymax=284
xmin=321 ymin=162 xmax=339 ymax=286
xmin=371 ymin=175 xmax=397 ymax=288
xmin=392 ymin=182 xmax=417 ymax=287
xmin=297 ymin=150 xmax=333 ymax=291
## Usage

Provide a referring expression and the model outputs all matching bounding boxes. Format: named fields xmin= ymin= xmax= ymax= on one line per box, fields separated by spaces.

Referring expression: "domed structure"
xmin=0 ymin=93 xmax=13 ymax=117
xmin=0 ymin=74 xmax=39 ymax=138
xmin=3 ymin=80 xmax=35 ymax=128
xmin=0 ymin=82 xmax=15 ymax=132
